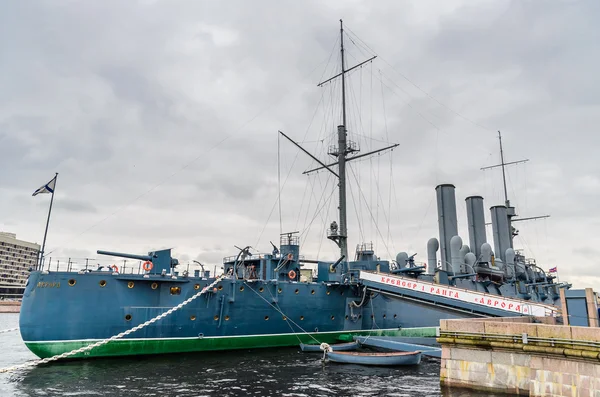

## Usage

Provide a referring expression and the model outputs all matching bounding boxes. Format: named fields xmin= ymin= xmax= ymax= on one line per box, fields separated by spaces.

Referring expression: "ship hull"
xmin=19 ymin=270 xmax=438 ymax=359
xmin=24 ymin=328 xmax=424 ymax=359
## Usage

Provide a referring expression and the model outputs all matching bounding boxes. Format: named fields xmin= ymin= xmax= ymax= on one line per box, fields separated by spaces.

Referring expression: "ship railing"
xmin=222 ymin=253 xmax=268 ymax=263
xmin=222 ymin=253 xmax=306 ymax=263
xmin=36 ymin=257 xmax=218 ymax=277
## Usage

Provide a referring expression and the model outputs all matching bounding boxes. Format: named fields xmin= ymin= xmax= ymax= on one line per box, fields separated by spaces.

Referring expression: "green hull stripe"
xmin=25 ymin=327 xmax=438 ymax=359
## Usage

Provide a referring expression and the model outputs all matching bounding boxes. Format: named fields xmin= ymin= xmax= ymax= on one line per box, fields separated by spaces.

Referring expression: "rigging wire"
xmin=300 ymin=179 xmax=337 ymax=242
xmin=348 ymin=164 xmax=393 ymax=260
xmin=379 ymin=70 xmax=392 ymax=251
xmin=343 ymin=24 xmax=495 ymax=134
xmin=347 ymin=164 xmax=365 ymax=243
xmin=278 ymin=133 xmax=282 ymax=235
xmin=254 ymin=88 xmax=328 ymax=249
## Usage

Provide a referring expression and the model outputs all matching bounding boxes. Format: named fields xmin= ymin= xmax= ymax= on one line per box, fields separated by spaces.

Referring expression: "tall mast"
xmin=498 ymin=130 xmax=510 ymax=208
xmin=281 ymin=21 xmax=392 ymax=271
xmin=338 ymin=19 xmax=349 ymax=263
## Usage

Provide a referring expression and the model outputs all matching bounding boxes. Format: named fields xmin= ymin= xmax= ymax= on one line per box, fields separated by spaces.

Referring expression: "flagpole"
xmin=39 ymin=173 xmax=58 ymax=269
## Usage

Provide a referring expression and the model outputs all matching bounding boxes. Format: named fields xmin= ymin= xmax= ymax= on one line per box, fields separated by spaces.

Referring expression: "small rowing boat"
xmin=299 ymin=341 xmax=359 ymax=352
xmin=325 ymin=350 xmax=422 ymax=366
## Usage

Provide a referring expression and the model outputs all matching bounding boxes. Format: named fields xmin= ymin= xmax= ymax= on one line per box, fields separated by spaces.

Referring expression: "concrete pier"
xmin=438 ymin=316 xmax=600 ymax=396
xmin=0 ymin=301 xmax=20 ymax=313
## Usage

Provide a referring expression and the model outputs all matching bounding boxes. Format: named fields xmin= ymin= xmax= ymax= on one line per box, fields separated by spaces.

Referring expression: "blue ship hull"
xmin=20 ymin=269 xmax=447 ymax=358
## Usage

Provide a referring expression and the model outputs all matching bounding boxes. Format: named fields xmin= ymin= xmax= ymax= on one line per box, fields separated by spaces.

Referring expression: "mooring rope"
xmin=0 ymin=328 xmax=18 ymax=334
xmin=0 ymin=275 xmax=224 ymax=374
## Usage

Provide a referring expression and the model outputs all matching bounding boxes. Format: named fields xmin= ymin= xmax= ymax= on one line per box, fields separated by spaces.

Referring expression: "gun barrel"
xmin=97 ymin=250 xmax=154 ymax=262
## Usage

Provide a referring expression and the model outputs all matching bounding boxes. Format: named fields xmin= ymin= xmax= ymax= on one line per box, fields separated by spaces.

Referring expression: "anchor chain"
xmin=0 ymin=328 xmax=18 ymax=334
xmin=0 ymin=275 xmax=224 ymax=374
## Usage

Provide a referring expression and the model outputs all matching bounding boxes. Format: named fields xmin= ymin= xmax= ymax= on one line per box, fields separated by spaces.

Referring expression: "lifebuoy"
xmin=110 ymin=264 xmax=119 ymax=273
xmin=143 ymin=261 xmax=153 ymax=271
xmin=287 ymin=253 xmax=293 ymax=261
xmin=288 ymin=269 xmax=297 ymax=280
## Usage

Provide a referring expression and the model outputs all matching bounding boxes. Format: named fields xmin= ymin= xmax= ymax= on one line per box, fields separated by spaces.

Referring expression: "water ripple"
xmin=2 ymin=314 xmax=505 ymax=397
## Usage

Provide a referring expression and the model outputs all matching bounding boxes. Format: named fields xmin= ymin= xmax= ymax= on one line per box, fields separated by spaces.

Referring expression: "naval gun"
xmin=97 ymin=248 xmax=179 ymax=275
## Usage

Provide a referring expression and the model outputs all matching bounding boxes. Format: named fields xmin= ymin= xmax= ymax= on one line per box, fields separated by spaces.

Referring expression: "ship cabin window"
xmin=170 ymin=286 xmax=181 ymax=295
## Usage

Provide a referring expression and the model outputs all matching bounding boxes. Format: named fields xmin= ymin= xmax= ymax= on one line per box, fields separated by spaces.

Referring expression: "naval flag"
xmin=548 ymin=266 xmax=557 ymax=273
xmin=32 ymin=176 xmax=57 ymax=196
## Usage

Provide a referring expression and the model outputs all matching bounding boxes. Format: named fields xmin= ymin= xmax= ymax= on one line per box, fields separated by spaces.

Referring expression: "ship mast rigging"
xmin=278 ymin=20 xmax=398 ymax=269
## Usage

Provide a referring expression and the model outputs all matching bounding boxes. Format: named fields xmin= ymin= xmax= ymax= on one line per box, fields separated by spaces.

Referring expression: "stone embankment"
xmin=439 ymin=316 xmax=600 ymax=396
xmin=0 ymin=301 xmax=21 ymax=313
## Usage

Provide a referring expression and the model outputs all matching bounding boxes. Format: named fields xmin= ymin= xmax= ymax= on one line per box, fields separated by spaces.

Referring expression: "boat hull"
xmin=326 ymin=351 xmax=422 ymax=366
xmin=299 ymin=341 xmax=359 ymax=352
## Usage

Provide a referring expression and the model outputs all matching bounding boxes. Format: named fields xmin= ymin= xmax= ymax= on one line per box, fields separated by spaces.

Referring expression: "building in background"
xmin=0 ymin=232 xmax=40 ymax=299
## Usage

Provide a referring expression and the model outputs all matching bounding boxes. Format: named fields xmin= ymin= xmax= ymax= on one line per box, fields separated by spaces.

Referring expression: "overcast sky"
xmin=1 ymin=0 xmax=598 ymax=289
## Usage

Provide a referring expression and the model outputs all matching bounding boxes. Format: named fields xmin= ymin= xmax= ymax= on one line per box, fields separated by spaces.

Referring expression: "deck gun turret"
xmin=97 ymin=248 xmax=178 ymax=275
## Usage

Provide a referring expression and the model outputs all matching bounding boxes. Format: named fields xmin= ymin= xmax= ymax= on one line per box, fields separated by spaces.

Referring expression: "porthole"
xmin=383 ymin=314 xmax=387 ymax=319
xmin=127 ymin=281 xmax=134 ymax=289
xmin=259 ymin=287 xmax=264 ymax=293
xmin=99 ymin=280 xmax=107 ymax=287
xmin=295 ymin=289 xmax=299 ymax=294
xmin=311 ymin=290 xmax=315 ymax=295
xmin=282 ymin=316 xmax=287 ymax=321
xmin=151 ymin=282 xmax=158 ymax=290
xmin=394 ymin=314 xmax=397 ymax=319
xmin=170 ymin=287 xmax=181 ymax=295
xmin=340 ymin=291 xmax=344 ymax=296
xmin=300 ymin=316 xmax=304 ymax=321
xmin=68 ymin=279 xmax=76 ymax=287
xmin=278 ymin=288 xmax=282 ymax=293
xmin=125 ymin=314 xmax=132 ymax=321
xmin=225 ymin=315 xmax=230 ymax=321
xmin=370 ymin=314 xmax=374 ymax=319
xmin=239 ymin=286 xmax=245 ymax=292
xmin=326 ymin=290 xmax=330 ymax=295
xmin=218 ymin=285 xmax=223 ymax=291
xmin=194 ymin=284 xmax=200 ymax=290
xmin=214 ymin=315 xmax=219 ymax=321
xmin=331 ymin=315 xmax=335 ymax=320
xmin=345 ymin=315 xmax=349 ymax=320
xmin=358 ymin=314 xmax=362 ymax=319
xmin=190 ymin=315 xmax=196 ymax=321
xmin=264 ymin=316 xmax=269 ymax=321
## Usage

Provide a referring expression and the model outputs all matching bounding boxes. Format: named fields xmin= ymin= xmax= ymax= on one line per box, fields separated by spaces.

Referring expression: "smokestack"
xmin=436 ymin=184 xmax=458 ymax=271
xmin=490 ymin=205 xmax=511 ymax=262
xmin=465 ymin=196 xmax=487 ymax=260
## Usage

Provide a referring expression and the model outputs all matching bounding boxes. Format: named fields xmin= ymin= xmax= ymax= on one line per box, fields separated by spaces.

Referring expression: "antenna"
xmin=480 ymin=131 xmax=529 ymax=208
xmin=481 ymin=131 xmax=550 ymax=240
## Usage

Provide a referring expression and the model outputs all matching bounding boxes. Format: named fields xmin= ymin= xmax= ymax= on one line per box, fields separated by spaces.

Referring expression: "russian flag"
xmin=548 ymin=266 xmax=557 ymax=273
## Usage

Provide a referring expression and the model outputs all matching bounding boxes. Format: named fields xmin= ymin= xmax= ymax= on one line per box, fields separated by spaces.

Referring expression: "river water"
xmin=1 ymin=313 xmax=502 ymax=396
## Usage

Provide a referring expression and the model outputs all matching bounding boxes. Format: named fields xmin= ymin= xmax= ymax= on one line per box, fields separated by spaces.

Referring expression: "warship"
xmin=19 ymin=21 xmax=566 ymax=359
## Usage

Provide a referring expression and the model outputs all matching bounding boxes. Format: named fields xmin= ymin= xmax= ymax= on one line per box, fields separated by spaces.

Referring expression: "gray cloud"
xmin=0 ymin=0 xmax=598 ymax=289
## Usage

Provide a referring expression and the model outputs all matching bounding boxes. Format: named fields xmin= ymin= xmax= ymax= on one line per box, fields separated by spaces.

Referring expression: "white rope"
xmin=0 ymin=328 xmax=18 ymax=334
xmin=0 ymin=275 xmax=224 ymax=374
xmin=320 ymin=342 xmax=331 ymax=361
